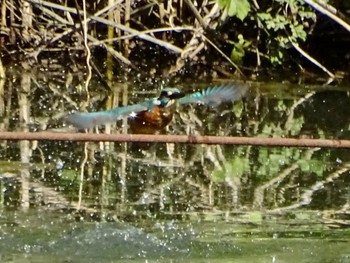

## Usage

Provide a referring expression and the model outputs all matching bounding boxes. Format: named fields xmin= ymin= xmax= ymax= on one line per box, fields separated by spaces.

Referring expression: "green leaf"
xmin=217 ymin=0 xmax=228 ymax=9
xmin=235 ymin=0 xmax=251 ymax=20
xmin=227 ymin=0 xmax=237 ymax=17
xmin=221 ymin=0 xmax=251 ymax=20
xmin=231 ymin=44 xmax=245 ymax=64
xmin=230 ymin=34 xmax=250 ymax=64
xmin=290 ymin=23 xmax=307 ymax=41
xmin=232 ymin=100 xmax=244 ymax=117
xmin=257 ymin=12 xmax=273 ymax=21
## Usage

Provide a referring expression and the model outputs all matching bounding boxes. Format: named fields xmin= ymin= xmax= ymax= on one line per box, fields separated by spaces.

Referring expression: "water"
xmin=0 ymin=64 xmax=350 ymax=262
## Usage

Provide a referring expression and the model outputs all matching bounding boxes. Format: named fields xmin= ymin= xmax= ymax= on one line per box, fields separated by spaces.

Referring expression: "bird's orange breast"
xmin=129 ymin=106 xmax=174 ymax=134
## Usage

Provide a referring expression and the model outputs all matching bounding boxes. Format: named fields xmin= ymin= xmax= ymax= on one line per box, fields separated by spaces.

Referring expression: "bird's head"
xmin=158 ymin=88 xmax=185 ymax=100
xmin=154 ymin=88 xmax=185 ymax=108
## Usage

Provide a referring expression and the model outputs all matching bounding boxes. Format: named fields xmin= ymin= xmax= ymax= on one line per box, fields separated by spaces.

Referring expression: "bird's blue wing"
xmin=179 ymin=83 xmax=248 ymax=107
xmin=65 ymin=100 xmax=151 ymax=129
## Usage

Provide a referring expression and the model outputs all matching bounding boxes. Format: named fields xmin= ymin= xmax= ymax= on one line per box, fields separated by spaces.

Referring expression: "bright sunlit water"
xmin=0 ymin=64 xmax=349 ymax=262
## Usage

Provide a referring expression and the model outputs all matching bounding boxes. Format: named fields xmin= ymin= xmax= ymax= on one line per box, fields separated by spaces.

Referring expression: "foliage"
xmin=0 ymin=0 xmax=347 ymax=79
xmin=217 ymin=0 xmax=317 ymax=65
xmin=212 ymin=155 xmax=250 ymax=182
xmin=229 ymin=34 xmax=251 ymax=64
xmin=256 ymin=4 xmax=315 ymax=64
xmin=217 ymin=0 xmax=251 ymax=20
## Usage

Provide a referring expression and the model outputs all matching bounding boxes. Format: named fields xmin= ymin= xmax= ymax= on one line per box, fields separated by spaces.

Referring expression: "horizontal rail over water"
xmin=0 ymin=132 xmax=349 ymax=148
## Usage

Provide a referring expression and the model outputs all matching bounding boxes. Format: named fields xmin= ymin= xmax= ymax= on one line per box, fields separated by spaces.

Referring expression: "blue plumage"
xmin=65 ymin=83 xmax=248 ymax=130
xmin=65 ymin=102 xmax=149 ymax=129
xmin=179 ymin=83 xmax=248 ymax=106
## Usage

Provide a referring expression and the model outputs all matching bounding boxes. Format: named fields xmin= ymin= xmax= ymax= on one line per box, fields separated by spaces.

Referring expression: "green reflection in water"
xmin=0 ymin=67 xmax=350 ymax=262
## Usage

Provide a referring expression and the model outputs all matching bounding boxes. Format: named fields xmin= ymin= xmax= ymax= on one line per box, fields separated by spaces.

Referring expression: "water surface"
xmin=0 ymin=65 xmax=349 ymax=262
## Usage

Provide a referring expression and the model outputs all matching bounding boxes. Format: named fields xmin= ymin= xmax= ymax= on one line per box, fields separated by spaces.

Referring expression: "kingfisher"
xmin=65 ymin=83 xmax=248 ymax=134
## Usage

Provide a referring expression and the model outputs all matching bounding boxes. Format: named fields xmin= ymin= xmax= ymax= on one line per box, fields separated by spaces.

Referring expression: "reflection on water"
xmin=0 ymin=65 xmax=350 ymax=262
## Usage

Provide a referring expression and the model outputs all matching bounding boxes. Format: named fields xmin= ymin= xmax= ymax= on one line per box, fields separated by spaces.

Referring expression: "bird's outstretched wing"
xmin=65 ymin=101 xmax=151 ymax=130
xmin=179 ymin=83 xmax=248 ymax=107
xmin=65 ymin=83 xmax=248 ymax=129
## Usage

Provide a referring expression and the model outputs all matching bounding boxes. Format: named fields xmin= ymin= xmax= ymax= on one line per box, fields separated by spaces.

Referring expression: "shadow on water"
xmin=0 ymin=64 xmax=350 ymax=262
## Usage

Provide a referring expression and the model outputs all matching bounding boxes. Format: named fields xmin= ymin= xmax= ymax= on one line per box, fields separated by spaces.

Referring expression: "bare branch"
xmin=303 ymin=0 xmax=350 ymax=32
